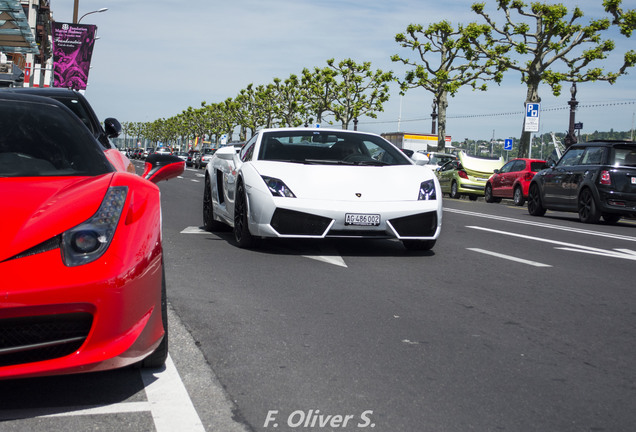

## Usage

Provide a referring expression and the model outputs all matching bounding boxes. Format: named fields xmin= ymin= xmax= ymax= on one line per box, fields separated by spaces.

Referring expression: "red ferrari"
xmin=0 ymin=92 xmax=184 ymax=379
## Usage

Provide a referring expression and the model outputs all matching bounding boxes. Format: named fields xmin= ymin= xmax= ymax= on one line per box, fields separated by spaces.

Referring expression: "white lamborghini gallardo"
xmin=203 ymin=128 xmax=442 ymax=250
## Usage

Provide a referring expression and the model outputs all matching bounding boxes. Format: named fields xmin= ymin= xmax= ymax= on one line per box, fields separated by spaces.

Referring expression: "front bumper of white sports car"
xmin=245 ymin=187 xmax=442 ymax=240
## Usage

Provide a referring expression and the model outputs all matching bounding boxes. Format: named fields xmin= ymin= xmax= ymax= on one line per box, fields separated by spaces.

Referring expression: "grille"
xmin=327 ymin=229 xmax=390 ymax=238
xmin=0 ymin=313 xmax=93 ymax=367
xmin=389 ymin=212 xmax=438 ymax=237
xmin=270 ymin=208 xmax=332 ymax=236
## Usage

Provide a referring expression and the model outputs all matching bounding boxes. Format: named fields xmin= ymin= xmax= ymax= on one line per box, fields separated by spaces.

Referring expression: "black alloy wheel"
xmin=203 ymin=175 xmax=224 ymax=231
xmin=527 ymin=183 xmax=546 ymax=216
xmin=578 ymin=188 xmax=601 ymax=223
xmin=233 ymin=182 xmax=254 ymax=248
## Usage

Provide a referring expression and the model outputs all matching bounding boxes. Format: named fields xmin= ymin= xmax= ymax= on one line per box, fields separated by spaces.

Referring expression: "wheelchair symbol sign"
xmin=524 ymin=103 xmax=540 ymax=132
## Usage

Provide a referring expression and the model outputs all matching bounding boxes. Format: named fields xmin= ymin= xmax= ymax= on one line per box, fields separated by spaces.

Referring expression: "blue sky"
xmin=53 ymin=0 xmax=636 ymax=142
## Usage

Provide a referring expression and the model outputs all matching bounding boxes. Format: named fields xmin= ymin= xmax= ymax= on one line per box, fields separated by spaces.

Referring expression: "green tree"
xmin=469 ymin=0 xmax=636 ymax=157
xmin=392 ymin=21 xmax=501 ymax=151
xmin=300 ymin=65 xmax=338 ymax=126
xmin=326 ymin=58 xmax=394 ymax=130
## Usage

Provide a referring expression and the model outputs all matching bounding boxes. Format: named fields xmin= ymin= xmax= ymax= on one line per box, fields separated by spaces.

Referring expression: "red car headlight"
xmin=61 ymin=186 xmax=128 ymax=267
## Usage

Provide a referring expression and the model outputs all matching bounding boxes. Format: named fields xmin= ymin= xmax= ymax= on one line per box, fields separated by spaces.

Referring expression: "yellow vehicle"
xmin=436 ymin=152 xmax=504 ymax=200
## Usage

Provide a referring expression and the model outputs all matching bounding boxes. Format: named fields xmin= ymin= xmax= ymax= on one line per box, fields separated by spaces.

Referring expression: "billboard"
xmin=51 ymin=22 xmax=97 ymax=90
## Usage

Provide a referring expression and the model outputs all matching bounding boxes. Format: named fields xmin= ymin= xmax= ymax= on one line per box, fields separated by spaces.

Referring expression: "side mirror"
xmin=493 ymin=169 xmax=500 ymax=174
xmin=214 ymin=146 xmax=236 ymax=161
xmin=411 ymin=152 xmax=429 ymax=165
xmin=142 ymin=154 xmax=185 ymax=183
xmin=104 ymin=117 xmax=122 ymax=138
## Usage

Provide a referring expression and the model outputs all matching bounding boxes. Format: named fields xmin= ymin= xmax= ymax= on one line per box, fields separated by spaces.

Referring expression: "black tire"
xmin=578 ymin=188 xmax=601 ymax=223
xmin=402 ymin=239 xmax=436 ymax=251
xmin=485 ymin=184 xmax=494 ymax=203
xmin=527 ymin=183 xmax=546 ymax=216
xmin=602 ymin=213 xmax=621 ymax=224
xmin=141 ymin=265 xmax=168 ymax=368
xmin=233 ymin=181 xmax=255 ymax=248
xmin=513 ymin=186 xmax=525 ymax=206
xmin=450 ymin=181 xmax=460 ymax=199
xmin=203 ymin=175 xmax=225 ymax=231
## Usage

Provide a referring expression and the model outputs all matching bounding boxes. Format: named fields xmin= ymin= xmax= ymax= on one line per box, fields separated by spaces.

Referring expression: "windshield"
xmin=257 ymin=130 xmax=412 ymax=166
xmin=0 ymin=99 xmax=113 ymax=177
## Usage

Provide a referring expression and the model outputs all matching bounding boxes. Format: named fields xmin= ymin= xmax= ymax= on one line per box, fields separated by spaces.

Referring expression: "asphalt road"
xmin=1 ymin=161 xmax=635 ymax=432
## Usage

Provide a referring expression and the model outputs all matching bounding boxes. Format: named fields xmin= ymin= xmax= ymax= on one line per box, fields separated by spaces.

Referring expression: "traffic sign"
xmin=524 ymin=103 xmax=540 ymax=132
xmin=504 ymin=139 xmax=513 ymax=151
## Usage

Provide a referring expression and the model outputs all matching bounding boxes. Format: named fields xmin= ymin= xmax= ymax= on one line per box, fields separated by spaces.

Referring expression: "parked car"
xmin=175 ymin=151 xmax=189 ymax=162
xmin=528 ymin=140 xmax=636 ymax=223
xmin=485 ymin=158 xmax=548 ymax=206
xmin=0 ymin=91 xmax=185 ymax=379
xmin=187 ymin=150 xmax=200 ymax=167
xmin=420 ymin=152 xmax=458 ymax=171
xmin=436 ymin=152 xmax=504 ymax=200
xmin=143 ymin=147 xmax=155 ymax=158
xmin=203 ymin=128 xmax=442 ymax=251
xmin=156 ymin=147 xmax=172 ymax=155
xmin=195 ymin=149 xmax=216 ymax=169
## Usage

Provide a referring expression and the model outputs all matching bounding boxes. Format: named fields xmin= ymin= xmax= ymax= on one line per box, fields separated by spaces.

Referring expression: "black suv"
xmin=528 ymin=140 xmax=636 ymax=223
xmin=0 ymin=87 xmax=121 ymax=150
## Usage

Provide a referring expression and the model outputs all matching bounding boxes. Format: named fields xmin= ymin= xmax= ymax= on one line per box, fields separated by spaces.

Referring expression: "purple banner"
xmin=52 ymin=22 xmax=97 ymax=90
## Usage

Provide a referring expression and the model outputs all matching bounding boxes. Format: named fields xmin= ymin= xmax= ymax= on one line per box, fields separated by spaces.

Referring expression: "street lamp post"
xmin=431 ymin=100 xmax=438 ymax=135
xmin=78 ymin=8 xmax=108 ymax=23
xmin=565 ymin=82 xmax=578 ymax=147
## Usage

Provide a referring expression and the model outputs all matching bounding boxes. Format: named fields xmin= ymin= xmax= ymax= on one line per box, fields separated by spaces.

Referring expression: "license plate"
xmin=345 ymin=213 xmax=380 ymax=226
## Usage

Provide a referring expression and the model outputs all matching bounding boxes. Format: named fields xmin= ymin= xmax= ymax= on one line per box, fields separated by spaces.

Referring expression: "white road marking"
xmin=468 ymin=226 xmax=636 ymax=261
xmin=141 ymin=355 xmax=206 ymax=432
xmin=181 ymin=226 xmax=209 ymax=234
xmin=302 ymin=254 xmax=348 ymax=267
xmin=180 ymin=227 xmax=349 ymax=267
xmin=8 ymin=355 xmax=205 ymax=432
xmin=467 ymin=248 xmax=552 ymax=267
xmin=445 ymin=208 xmax=636 ymax=242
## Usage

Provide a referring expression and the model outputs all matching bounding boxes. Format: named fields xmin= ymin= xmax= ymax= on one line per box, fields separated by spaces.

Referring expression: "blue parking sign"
xmin=504 ymin=139 xmax=513 ymax=151
xmin=524 ymin=103 xmax=540 ymax=132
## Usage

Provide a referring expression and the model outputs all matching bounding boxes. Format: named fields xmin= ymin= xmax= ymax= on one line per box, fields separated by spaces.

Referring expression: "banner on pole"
xmin=51 ymin=22 xmax=97 ymax=90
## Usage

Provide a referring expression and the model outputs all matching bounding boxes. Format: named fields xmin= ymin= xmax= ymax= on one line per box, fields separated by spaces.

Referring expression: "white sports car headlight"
xmin=61 ymin=186 xmax=128 ymax=267
xmin=418 ymin=179 xmax=437 ymax=200
xmin=262 ymin=176 xmax=296 ymax=198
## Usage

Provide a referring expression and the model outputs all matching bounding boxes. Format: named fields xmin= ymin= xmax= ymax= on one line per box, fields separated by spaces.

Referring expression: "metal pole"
xmin=73 ymin=0 xmax=79 ymax=23
xmin=565 ymin=83 xmax=578 ymax=147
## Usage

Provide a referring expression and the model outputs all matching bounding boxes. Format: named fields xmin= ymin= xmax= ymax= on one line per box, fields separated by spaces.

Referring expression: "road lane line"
xmin=467 ymin=248 xmax=552 ymax=267
xmin=468 ymin=226 xmax=636 ymax=261
xmin=141 ymin=355 xmax=205 ymax=432
xmin=445 ymin=208 xmax=636 ymax=242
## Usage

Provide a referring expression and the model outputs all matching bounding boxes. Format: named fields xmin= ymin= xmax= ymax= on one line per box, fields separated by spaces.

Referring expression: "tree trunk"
xmin=436 ymin=92 xmax=449 ymax=152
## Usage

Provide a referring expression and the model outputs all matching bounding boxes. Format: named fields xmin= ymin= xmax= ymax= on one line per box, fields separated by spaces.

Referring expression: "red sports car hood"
xmin=0 ymin=174 xmax=114 ymax=262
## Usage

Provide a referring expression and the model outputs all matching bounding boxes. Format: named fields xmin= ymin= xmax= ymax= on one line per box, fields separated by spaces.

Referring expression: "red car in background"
xmin=0 ymin=92 xmax=184 ymax=379
xmin=485 ymin=158 xmax=548 ymax=206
